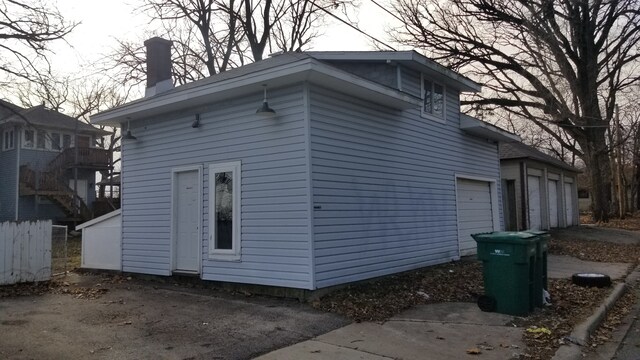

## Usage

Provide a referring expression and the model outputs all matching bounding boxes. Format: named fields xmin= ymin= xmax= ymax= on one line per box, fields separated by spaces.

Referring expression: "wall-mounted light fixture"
xmin=123 ymin=120 xmax=137 ymax=140
xmin=256 ymin=84 xmax=276 ymax=116
xmin=192 ymin=113 xmax=200 ymax=128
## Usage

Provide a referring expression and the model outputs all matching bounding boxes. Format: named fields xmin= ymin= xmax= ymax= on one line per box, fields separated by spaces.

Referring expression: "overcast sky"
xmin=50 ymin=0 xmax=399 ymax=76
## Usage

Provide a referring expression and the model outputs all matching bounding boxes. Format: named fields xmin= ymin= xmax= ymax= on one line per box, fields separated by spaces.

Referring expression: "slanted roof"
xmin=92 ymin=50 xmax=481 ymax=126
xmin=0 ymin=99 xmax=25 ymax=119
xmin=460 ymin=114 xmax=520 ymax=142
xmin=500 ymin=141 xmax=579 ymax=173
xmin=307 ymin=51 xmax=481 ymax=92
xmin=0 ymin=103 xmax=109 ymax=135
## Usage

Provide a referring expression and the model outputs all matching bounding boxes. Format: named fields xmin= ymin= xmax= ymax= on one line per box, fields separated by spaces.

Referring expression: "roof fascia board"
xmin=76 ymin=209 xmax=122 ymax=230
xmin=92 ymin=58 xmax=419 ymax=126
xmin=308 ymin=51 xmax=481 ymax=92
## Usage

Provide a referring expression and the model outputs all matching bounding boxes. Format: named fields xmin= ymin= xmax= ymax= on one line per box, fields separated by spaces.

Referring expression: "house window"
xmin=3 ymin=129 xmax=14 ymax=150
xmin=422 ymin=75 xmax=445 ymax=120
xmin=23 ymin=129 xmax=34 ymax=148
xmin=36 ymin=130 xmax=46 ymax=149
xmin=208 ymin=161 xmax=241 ymax=260
xmin=62 ymin=134 xmax=72 ymax=149
xmin=51 ymin=132 xmax=61 ymax=151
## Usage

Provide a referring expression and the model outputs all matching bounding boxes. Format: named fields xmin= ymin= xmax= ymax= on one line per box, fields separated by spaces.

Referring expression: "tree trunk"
xmin=585 ymin=141 xmax=611 ymax=222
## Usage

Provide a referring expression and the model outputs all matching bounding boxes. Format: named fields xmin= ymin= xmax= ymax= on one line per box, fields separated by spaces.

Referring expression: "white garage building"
xmin=500 ymin=142 xmax=580 ymax=230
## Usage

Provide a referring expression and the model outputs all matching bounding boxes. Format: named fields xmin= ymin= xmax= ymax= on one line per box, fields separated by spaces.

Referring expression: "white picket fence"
xmin=0 ymin=220 xmax=52 ymax=285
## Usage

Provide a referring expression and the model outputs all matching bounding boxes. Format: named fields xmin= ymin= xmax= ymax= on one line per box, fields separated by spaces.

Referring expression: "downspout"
xmin=15 ymin=125 xmax=20 ymax=221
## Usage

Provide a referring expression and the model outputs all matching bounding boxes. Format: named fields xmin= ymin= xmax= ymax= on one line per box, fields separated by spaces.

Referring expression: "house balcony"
xmin=48 ymin=147 xmax=112 ymax=172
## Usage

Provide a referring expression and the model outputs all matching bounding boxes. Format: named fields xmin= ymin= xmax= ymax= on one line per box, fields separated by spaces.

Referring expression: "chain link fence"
xmin=52 ymin=225 xmax=82 ymax=275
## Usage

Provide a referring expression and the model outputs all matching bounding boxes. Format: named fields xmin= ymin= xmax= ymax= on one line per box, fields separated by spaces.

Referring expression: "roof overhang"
xmin=460 ymin=114 xmax=521 ymax=142
xmin=91 ymin=58 xmax=421 ymax=126
xmin=307 ymin=51 xmax=481 ymax=93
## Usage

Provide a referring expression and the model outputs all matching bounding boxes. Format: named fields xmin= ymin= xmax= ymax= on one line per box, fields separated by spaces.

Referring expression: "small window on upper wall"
xmin=62 ymin=134 xmax=72 ymax=149
xmin=36 ymin=130 xmax=46 ymax=149
xmin=51 ymin=132 xmax=61 ymax=151
xmin=23 ymin=129 xmax=34 ymax=148
xmin=3 ymin=129 xmax=15 ymax=150
xmin=422 ymin=75 xmax=445 ymax=121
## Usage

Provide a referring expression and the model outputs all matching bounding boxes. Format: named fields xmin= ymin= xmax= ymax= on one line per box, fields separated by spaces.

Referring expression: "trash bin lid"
xmin=471 ymin=231 xmax=538 ymax=243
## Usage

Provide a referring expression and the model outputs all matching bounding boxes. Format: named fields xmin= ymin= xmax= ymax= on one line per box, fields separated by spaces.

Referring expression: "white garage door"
xmin=565 ymin=183 xmax=574 ymax=226
xmin=548 ymin=180 xmax=559 ymax=228
xmin=457 ymin=178 xmax=495 ymax=256
xmin=527 ymin=176 xmax=542 ymax=230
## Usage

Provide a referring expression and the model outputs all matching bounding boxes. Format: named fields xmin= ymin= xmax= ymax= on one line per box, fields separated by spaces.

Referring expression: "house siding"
xmin=309 ymin=83 xmax=501 ymax=288
xmin=120 ymin=85 xmax=312 ymax=288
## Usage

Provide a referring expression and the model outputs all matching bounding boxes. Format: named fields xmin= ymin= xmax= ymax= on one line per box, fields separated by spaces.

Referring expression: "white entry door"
xmin=548 ymin=180 xmax=559 ymax=228
xmin=565 ymin=183 xmax=574 ymax=226
xmin=173 ymin=169 xmax=200 ymax=273
xmin=456 ymin=178 xmax=495 ymax=256
xmin=527 ymin=176 xmax=542 ymax=230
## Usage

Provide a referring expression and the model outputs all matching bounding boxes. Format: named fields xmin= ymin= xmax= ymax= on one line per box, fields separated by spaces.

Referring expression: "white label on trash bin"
xmin=491 ymin=249 xmax=510 ymax=256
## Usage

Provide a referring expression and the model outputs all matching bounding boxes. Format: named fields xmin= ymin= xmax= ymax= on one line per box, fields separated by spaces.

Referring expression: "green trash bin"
xmin=472 ymin=232 xmax=538 ymax=316
xmin=526 ymin=230 xmax=550 ymax=307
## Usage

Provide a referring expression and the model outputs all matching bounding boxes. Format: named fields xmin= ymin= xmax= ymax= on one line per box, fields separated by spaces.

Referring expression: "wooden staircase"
xmin=19 ymin=166 xmax=93 ymax=221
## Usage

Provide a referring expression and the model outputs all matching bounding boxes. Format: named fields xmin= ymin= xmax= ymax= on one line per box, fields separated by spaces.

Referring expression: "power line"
xmin=309 ymin=0 xmax=397 ymax=51
xmin=368 ymin=0 xmax=404 ymax=24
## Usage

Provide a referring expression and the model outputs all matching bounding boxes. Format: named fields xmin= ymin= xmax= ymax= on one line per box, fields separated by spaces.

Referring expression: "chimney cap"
xmin=144 ymin=37 xmax=172 ymax=46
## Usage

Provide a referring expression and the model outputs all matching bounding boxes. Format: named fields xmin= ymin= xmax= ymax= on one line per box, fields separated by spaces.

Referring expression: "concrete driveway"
xmin=0 ymin=273 xmax=347 ymax=360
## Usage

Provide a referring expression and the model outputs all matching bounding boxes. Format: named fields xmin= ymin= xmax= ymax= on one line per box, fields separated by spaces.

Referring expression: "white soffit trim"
xmin=91 ymin=58 xmax=420 ymax=126
xmin=460 ymin=114 xmax=521 ymax=142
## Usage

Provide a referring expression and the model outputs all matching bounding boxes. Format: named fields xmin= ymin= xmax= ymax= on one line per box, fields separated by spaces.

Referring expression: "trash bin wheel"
xmin=571 ymin=273 xmax=612 ymax=288
xmin=477 ymin=295 xmax=497 ymax=312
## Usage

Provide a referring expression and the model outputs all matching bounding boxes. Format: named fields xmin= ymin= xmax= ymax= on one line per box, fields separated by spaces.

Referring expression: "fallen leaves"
xmin=311 ymin=260 xmax=483 ymax=322
xmin=466 ymin=347 xmax=482 ymax=354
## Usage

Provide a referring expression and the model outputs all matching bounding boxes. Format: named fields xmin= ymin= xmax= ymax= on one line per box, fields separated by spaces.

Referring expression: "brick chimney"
xmin=144 ymin=37 xmax=173 ymax=97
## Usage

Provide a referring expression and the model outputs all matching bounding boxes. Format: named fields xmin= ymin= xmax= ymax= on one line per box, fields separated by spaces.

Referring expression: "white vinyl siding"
xmin=309 ymin=83 xmax=501 ymax=288
xmin=120 ymin=85 xmax=312 ymax=288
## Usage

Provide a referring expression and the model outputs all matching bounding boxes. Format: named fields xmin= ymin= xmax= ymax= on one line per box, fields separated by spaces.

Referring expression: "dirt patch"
xmin=549 ymin=228 xmax=640 ymax=264
xmin=0 ymin=273 xmax=348 ymax=360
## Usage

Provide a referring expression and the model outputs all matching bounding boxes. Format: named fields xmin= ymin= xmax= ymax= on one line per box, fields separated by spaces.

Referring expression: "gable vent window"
xmin=422 ymin=75 xmax=445 ymax=121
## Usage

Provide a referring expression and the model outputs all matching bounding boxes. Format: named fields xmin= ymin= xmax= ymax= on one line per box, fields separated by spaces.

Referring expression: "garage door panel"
xmin=548 ymin=180 xmax=559 ymax=228
xmin=457 ymin=178 xmax=495 ymax=256
xmin=527 ymin=175 xmax=542 ymax=230
xmin=565 ymin=183 xmax=574 ymax=226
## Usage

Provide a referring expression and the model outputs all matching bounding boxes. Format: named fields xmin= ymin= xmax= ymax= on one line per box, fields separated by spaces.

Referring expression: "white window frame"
xmin=421 ymin=73 xmax=446 ymax=123
xmin=2 ymin=129 xmax=15 ymax=150
xmin=208 ymin=161 xmax=241 ymax=261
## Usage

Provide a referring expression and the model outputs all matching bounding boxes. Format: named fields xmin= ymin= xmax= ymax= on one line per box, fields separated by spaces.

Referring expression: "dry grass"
xmin=52 ymin=235 xmax=81 ymax=274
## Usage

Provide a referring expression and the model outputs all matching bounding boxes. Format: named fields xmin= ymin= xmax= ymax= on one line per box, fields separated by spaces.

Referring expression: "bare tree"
xmin=392 ymin=0 xmax=640 ymax=222
xmin=0 ymin=0 xmax=76 ymax=84
xmin=108 ymin=0 xmax=354 ymax=91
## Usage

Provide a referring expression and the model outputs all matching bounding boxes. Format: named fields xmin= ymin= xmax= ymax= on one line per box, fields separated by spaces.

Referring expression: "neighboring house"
xmin=500 ymin=141 xmax=580 ymax=230
xmin=0 ymin=100 xmax=111 ymax=223
xmin=90 ymin=38 xmax=518 ymax=290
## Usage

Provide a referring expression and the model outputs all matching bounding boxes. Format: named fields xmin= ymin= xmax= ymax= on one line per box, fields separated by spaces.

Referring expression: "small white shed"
xmin=77 ymin=209 xmax=121 ymax=270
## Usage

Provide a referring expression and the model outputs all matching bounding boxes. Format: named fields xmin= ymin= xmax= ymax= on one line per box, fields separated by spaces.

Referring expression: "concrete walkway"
xmin=255 ymin=254 xmax=634 ymax=360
